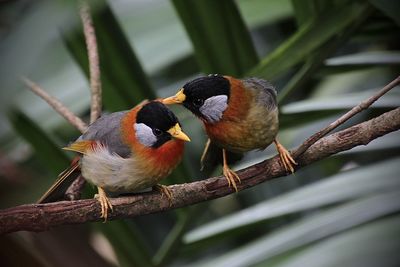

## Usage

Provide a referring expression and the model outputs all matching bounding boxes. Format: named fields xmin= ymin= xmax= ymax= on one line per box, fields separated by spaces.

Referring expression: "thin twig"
xmin=65 ymin=174 xmax=86 ymax=201
xmin=67 ymin=0 xmax=103 ymax=198
xmin=292 ymin=75 xmax=400 ymax=158
xmin=79 ymin=0 xmax=102 ymax=123
xmin=22 ymin=77 xmax=88 ymax=133
xmin=1 ymin=107 xmax=399 ymax=234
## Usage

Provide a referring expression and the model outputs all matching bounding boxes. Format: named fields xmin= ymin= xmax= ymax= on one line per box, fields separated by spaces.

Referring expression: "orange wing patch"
xmin=221 ymin=76 xmax=252 ymax=121
xmin=63 ymin=140 xmax=95 ymax=154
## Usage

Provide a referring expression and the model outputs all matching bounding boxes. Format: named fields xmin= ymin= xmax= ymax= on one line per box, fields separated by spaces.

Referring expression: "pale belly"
xmin=80 ymin=146 xmax=167 ymax=194
xmin=207 ymin=107 xmax=279 ymax=153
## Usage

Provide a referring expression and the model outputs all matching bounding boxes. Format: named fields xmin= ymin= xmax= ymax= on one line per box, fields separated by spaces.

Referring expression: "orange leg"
xmin=273 ymin=139 xmax=297 ymax=173
xmin=200 ymin=138 xmax=211 ymax=171
xmin=222 ymin=149 xmax=241 ymax=192
xmin=95 ymin=186 xmax=113 ymax=222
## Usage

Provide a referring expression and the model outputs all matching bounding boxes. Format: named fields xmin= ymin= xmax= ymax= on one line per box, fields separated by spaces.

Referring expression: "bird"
xmin=162 ymin=74 xmax=296 ymax=191
xmin=38 ymin=100 xmax=190 ymax=220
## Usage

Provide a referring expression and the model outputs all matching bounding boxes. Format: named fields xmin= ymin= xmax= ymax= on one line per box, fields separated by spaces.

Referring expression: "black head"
xmin=135 ymin=101 xmax=188 ymax=148
xmin=181 ymin=75 xmax=230 ymax=122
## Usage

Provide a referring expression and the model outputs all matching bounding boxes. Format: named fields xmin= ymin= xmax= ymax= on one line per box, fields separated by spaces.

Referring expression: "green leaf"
xmin=291 ymin=0 xmax=314 ymax=26
xmin=369 ymin=0 xmax=400 ymax=27
xmin=190 ymin=190 xmax=400 ymax=267
xmin=172 ymin=0 xmax=258 ymax=76
xmin=310 ymin=68 xmax=392 ymax=97
xmin=290 ymin=0 xmax=331 ymax=26
xmin=152 ymin=206 xmax=201 ymax=266
xmin=96 ymin=220 xmax=153 ymax=267
xmin=8 ymin=109 xmax=69 ymax=174
xmin=237 ymin=0 xmax=292 ymax=28
xmin=266 ymin=215 xmax=400 ymax=267
xmin=277 ymin=14 xmax=371 ymax=104
xmin=184 ymin=157 xmax=400 ymax=244
xmin=281 ymin=90 xmax=400 ymax=113
xmin=325 ymin=51 xmax=400 ymax=67
xmin=279 ymin=110 xmax=340 ymax=129
xmin=249 ymin=2 xmax=371 ymax=81
xmin=62 ymin=0 xmax=155 ymax=111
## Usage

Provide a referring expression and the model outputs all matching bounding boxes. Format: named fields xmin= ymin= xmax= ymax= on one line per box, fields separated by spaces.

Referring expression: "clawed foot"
xmin=222 ymin=149 xmax=241 ymax=192
xmin=95 ymin=187 xmax=113 ymax=222
xmin=274 ymin=139 xmax=297 ymax=173
xmin=223 ymin=164 xmax=241 ymax=192
xmin=153 ymin=184 xmax=173 ymax=206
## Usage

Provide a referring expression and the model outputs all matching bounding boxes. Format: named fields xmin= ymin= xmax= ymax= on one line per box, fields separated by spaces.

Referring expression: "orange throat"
xmin=140 ymin=139 xmax=184 ymax=177
xmin=121 ymin=107 xmax=184 ymax=178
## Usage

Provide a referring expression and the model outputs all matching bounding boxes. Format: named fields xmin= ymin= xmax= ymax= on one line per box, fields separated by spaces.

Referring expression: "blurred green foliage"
xmin=0 ymin=0 xmax=399 ymax=267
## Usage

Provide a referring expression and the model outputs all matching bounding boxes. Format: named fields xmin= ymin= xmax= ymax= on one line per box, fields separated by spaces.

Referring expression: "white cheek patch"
xmin=134 ymin=123 xmax=157 ymax=147
xmin=199 ymin=95 xmax=228 ymax=123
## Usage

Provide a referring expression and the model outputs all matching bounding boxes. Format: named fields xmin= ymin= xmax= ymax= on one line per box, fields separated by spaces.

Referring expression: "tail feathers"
xmin=37 ymin=158 xmax=81 ymax=203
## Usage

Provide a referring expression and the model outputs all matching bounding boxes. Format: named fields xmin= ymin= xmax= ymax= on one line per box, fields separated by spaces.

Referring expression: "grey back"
xmin=79 ymin=111 xmax=132 ymax=158
xmin=242 ymin=78 xmax=277 ymax=110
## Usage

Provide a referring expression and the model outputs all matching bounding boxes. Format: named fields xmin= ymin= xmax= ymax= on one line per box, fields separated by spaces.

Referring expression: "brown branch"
xmin=22 ymin=77 xmax=88 ymax=133
xmin=65 ymin=174 xmax=86 ymax=201
xmin=79 ymin=0 xmax=102 ymax=123
xmin=292 ymin=75 xmax=400 ymax=158
xmin=1 ymin=107 xmax=399 ymax=235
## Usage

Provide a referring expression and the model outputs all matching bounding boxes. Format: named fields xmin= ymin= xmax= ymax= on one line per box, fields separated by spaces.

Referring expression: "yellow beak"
xmin=162 ymin=88 xmax=186 ymax=105
xmin=167 ymin=123 xmax=191 ymax=142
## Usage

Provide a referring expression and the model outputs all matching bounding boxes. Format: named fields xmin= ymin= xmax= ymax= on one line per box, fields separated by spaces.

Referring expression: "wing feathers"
xmin=63 ymin=140 xmax=94 ymax=154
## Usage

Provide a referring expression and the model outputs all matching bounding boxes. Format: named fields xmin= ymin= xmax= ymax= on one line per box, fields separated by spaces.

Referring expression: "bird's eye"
xmin=193 ymin=98 xmax=204 ymax=107
xmin=153 ymin=128 xmax=163 ymax=136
